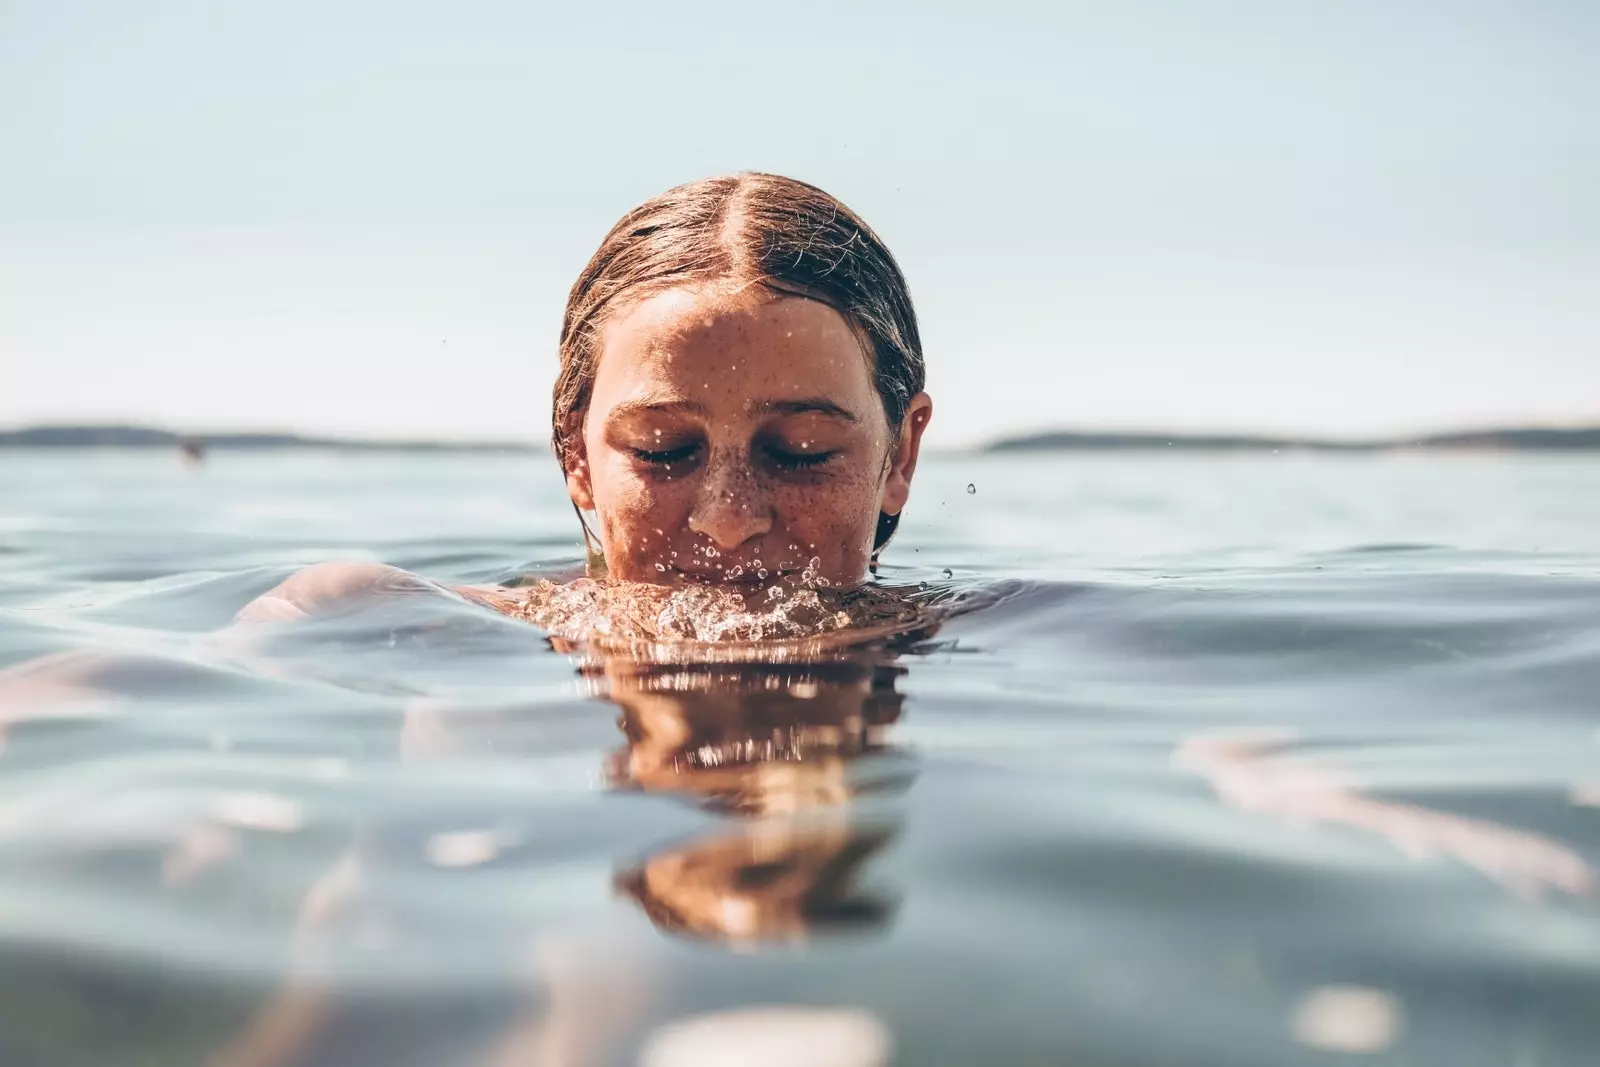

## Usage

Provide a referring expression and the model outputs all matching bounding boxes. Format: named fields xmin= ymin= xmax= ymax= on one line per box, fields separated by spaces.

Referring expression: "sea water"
xmin=1 ymin=449 xmax=1598 ymax=1066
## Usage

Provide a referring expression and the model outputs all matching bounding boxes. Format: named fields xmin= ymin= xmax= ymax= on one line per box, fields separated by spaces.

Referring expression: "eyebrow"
xmin=751 ymin=397 xmax=860 ymax=422
xmin=606 ymin=397 xmax=708 ymax=421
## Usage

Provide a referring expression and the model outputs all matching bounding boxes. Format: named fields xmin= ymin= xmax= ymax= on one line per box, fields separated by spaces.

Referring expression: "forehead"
xmin=592 ymin=286 xmax=877 ymax=409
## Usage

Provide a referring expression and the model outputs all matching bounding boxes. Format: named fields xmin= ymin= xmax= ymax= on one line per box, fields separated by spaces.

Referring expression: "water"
xmin=2 ymin=449 xmax=1599 ymax=1067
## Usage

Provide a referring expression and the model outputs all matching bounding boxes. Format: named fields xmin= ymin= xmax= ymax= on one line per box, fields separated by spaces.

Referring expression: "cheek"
xmin=591 ymin=461 xmax=693 ymax=559
xmin=772 ymin=469 xmax=882 ymax=562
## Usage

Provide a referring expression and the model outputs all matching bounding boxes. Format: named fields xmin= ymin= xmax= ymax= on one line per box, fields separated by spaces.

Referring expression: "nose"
xmin=687 ymin=457 xmax=773 ymax=551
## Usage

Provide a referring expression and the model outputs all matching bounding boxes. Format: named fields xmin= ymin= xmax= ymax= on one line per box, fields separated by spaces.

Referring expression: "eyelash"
xmin=627 ymin=444 xmax=836 ymax=471
xmin=630 ymin=444 xmax=699 ymax=465
xmin=765 ymin=447 xmax=834 ymax=470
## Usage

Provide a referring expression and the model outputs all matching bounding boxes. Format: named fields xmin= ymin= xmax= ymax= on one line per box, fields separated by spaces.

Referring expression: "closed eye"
xmin=630 ymin=443 xmax=700 ymax=465
xmin=765 ymin=446 xmax=835 ymax=470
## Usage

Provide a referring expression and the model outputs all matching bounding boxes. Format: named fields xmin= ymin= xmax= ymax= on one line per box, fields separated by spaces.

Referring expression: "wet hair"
xmin=553 ymin=172 xmax=926 ymax=552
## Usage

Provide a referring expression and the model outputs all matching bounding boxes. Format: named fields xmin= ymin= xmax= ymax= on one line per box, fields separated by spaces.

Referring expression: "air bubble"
xmin=941 ymin=568 xmax=953 ymax=579
xmin=966 ymin=483 xmax=976 ymax=494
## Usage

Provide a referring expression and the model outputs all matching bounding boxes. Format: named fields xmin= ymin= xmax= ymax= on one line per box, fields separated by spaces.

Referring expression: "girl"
xmin=239 ymin=172 xmax=935 ymax=640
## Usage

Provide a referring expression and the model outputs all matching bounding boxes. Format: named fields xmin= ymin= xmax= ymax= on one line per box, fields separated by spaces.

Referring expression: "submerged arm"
xmin=1 ymin=562 xmax=509 ymax=731
xmin=1176 ymin=733 xmax=1595 ymax=901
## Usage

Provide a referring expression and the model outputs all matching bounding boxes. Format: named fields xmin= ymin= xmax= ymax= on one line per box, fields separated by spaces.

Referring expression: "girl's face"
xmin=567 ymin=286 xmax=931 ymax=587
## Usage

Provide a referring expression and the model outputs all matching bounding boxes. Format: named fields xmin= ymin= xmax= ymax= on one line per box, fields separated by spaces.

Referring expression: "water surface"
xmin=2 ymin=450 xmax=1598 ymax=1066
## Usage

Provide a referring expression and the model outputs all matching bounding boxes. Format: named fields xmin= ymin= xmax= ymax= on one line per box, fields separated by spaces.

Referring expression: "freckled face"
xmin=569 ymin=287 xmax=922 ymax=587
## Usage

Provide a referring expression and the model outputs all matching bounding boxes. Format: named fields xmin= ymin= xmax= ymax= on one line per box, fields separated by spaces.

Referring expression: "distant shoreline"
xmin=0 ymin=426 xmax=539 ymax=453
xmin=984 ymin=427 xmax=1600 ymax=452
xmin=2 ymin=423 xmax=1598 ymax=454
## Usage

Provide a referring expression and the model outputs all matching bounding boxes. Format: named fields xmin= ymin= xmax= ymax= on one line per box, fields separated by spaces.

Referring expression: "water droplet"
xmin=966 ymin=483 xmax=976 ymax=494
xmin=941 ymin=568 xmax=953 ymax=579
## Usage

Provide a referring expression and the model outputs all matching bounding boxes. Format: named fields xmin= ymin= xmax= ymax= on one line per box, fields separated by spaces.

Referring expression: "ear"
xmin=565 ymin=444 xmax=596 ymax=511
xmin=879 ymin=392 xmax=933 ymax=517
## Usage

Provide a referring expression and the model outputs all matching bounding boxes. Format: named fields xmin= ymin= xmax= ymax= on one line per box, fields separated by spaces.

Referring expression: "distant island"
xmin=985 ymin=427 xmax=1600 ymax=452
xmin=0 ymin=425 xmax=538 ymax=452
xmin=2 ymin=423 xmax=1598 ymax=453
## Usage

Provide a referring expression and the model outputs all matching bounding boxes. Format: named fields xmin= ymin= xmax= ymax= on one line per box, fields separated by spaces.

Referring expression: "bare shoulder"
xmin=234 ymin=562 xmax=443 ymax=623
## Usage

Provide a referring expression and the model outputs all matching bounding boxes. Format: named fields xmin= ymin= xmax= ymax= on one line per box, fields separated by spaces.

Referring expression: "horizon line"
xmin=4 ymin=420 xmax=1600 ymax=453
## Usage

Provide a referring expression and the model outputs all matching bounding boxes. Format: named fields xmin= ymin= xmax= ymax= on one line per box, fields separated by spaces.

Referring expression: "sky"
xmin=3 ymin=0 xmax=1597 ymax=448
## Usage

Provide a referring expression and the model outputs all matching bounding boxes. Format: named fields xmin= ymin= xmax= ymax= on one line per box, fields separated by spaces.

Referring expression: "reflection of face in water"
xmin=596 ymin=658 xmax=913 ymax=945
